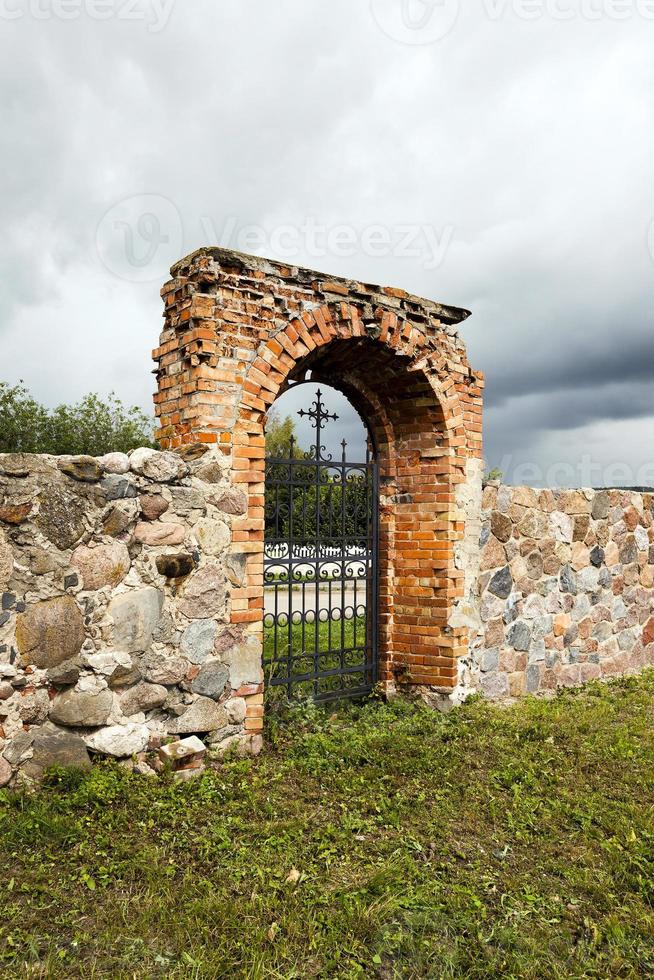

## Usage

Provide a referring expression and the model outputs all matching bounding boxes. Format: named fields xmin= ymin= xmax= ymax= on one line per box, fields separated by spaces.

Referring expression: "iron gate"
xmin=263 ymin=389 xmax=379 ymax=703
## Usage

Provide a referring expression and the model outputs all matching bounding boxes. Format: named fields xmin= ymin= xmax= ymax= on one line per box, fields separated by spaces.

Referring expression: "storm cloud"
xmin=1 ymin=0 xmax=653 ymax=486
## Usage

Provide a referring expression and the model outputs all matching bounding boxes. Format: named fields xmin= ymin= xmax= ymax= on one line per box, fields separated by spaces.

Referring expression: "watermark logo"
xmin=96 ymin=201 xmax=454 ymax=282
xmin=647 ymin=217 xmax=654 ymax=270
xmin=491 ymin=452 xmax=654 ymax=488
xmin=371 ymin=0 xmax=654 ymax=43
xmin=370 ymin=0 xmax=460 ymax=44
xmin=0 ymin=0 xmax=175 ymax=32
xmin=96 ymin=194 xmax=183 ymax=283
xmin=482 ymin=0 xmax=654 ymax=21
xmin=203 ymin=216 xmax=454 ymax=271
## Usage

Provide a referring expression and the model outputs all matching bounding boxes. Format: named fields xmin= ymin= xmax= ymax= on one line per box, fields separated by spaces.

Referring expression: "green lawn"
xmin=263 ymin=612 xmax=365 ymax=656
xmin=264 ymin=614 xmax=370 ymax=700
xmin=2 ymin=674 xmax=654 ymax=978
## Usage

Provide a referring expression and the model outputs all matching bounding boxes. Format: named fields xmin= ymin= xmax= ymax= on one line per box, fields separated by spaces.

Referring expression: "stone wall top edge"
xmin=0 ymin=449 xmax=167 ymax=461
xmin=0 ymin=446 xmax=220 ymax=479
xmin=168 ymin=246 xmax=472 ymax=326
xmin=486 ymin=482 xmax=654 ymax=500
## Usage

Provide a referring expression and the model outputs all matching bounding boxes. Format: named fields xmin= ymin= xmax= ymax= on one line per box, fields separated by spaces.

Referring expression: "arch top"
xmin=168 ymin=245 xmax=472 ymax=327
xmin=248 ymin=302 xmax=470 ymax=447
xmin=154 ymin=247 xmax=483 ymax=459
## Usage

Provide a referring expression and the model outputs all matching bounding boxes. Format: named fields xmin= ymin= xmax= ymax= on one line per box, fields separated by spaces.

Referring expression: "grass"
xmin=1 ymin=673 xmax=654 ymax=978
xmin=264 ymin=616 xmax=370 ymax=699
xmin=263 ymin=614 xmax=365 ymax=656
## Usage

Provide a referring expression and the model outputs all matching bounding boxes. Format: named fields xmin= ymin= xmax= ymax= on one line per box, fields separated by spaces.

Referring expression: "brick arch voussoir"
xmin=241 ymin=301 xmax=465 ymax=440
xmin=409 ymin=351 xmax=468 ymax=458
xmin=241 ymin=304 xmax=346 ymax=414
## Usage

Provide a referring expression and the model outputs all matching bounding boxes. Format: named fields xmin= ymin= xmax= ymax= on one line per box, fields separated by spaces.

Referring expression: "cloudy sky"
xmin=1 ymin=0 xmax=653 ymax=486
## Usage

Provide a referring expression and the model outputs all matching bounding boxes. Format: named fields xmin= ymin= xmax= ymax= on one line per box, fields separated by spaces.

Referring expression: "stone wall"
xmin=468 ymin=484 xmax=654 ymax=698
xmin=3 ymin=446 xmax=654 ymax=787
xmin=0 ymin=448 xmax=263 ymax=788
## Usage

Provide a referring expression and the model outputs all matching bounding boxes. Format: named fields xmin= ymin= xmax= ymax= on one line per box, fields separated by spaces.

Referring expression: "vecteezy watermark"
xmin=647 ymin=217 xmax=654 ymax=270
xmin=490 ymin=452 xmax=654 ymax=489
xmin=200 ymin=216 xmax=454 ymax=271
xmin=0 ymin=0 xmax=175 ymax=32
xmin=96 ymin=198 xmax=455 ymax=282
xmin=96 ymin=195 xmax=183 ymax=283
xmin=370 ymin=0 xmax=460 ymax=44
xmin=483 ymin=0 xmax=654 ymax=20
xmin=371 ymin=0 xmax=654 ymax=45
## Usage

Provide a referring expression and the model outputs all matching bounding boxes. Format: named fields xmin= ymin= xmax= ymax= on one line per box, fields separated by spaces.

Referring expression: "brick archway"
xmin=154 ymin=248 xmax=484 ymax=721
xmin=234 ymin=302 xmax=471 ymax=692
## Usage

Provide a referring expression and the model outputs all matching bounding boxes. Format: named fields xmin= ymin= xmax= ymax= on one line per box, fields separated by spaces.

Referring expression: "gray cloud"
xmin=1 ymin=1 xmax=653 ymax=484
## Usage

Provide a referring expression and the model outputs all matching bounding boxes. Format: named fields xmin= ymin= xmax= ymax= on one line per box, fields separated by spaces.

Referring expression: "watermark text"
xmin=0 ymin=0 xmax=175 ymax=32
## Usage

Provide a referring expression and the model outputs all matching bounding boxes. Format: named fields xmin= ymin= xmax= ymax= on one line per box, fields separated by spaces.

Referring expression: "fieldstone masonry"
xmin=0 ymin=447 xmax=263 ymax=787
xmin=465 ymin=484 xmax=654 ymax=698
xmin=2 ymin=249 xmax=653 ymax=784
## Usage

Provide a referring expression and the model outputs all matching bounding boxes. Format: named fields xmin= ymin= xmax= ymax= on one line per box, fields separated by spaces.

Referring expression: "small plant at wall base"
xmin=0 ymin=381 xmax=155 ymax=455
xmin=485 ymin=465 xmax=503 ymax=483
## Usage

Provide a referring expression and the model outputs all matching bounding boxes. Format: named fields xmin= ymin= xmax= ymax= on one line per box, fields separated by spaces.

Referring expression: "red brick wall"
xmin=154 ymin=248 xmax=483 ymax=707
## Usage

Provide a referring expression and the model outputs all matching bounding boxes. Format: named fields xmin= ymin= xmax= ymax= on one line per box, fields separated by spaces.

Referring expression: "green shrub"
xmin=0 ymin=381 xmax=155 ymax=456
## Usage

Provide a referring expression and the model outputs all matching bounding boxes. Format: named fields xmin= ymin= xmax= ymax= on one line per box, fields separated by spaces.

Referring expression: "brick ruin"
xmin=1 ymin=248 xmax=653 ymax=786
xmin=154 ymin=247 xmax=485 ymax=694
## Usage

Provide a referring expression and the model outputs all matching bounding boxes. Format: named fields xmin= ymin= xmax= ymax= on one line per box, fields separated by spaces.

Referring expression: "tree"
xmin=265 ymin=410 xmax=302 ymax=458
xmin=0 ymin=381 xmax=155 ymax=456
xmin=265 ymin=412 xmax=305 ymax=545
